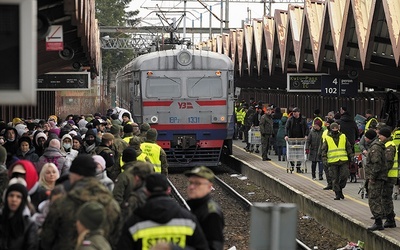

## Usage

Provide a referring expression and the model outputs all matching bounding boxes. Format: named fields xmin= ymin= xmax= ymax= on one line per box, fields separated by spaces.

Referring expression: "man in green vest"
xmin=378 ymin=127 xmax=398 ymax=228
xmin=321 ymin=123 xmax=353 ymax=200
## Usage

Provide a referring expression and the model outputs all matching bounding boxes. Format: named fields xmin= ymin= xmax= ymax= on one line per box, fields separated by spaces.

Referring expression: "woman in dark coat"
xmin=0 ymin=183 xmax=39 ymax=250
xmin=276 ymin=114 xmax=288 ymax=161
xmin=15 ymin=136 xmax=39 ymax=164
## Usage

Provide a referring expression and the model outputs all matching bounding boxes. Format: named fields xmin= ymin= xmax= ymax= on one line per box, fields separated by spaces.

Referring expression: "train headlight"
xmin=147 ymin=71 xmax=153 ymax=77
xmin=150 ymin=116 xmax=158 ymax=124
xmin=177 ymin=50 xmax=192 ymax=66
xmin=212 ymin=115 xmax=227 ymax=123
xmin=215 ymin=70 xmax=221 ymax=76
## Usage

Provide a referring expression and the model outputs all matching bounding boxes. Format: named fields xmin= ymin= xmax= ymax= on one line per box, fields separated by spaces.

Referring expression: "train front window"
xmin=146 ymin=78 xmax=181 ymax=98
xmin=187 ymin=77 xmax=222 ymax=97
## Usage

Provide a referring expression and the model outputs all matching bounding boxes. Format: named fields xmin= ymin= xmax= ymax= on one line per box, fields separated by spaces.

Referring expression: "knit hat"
xmin=123 ymin=124 xmax=133 ymax=134
xmin=48 ymin=115 xmax=58 ymax=123
xmin=92 ymin=155 xmax=106 ymax=172
xmin=12 ymin=117 xmax=23 ymax=126
xmin=146 ymin=128 xmax=158 ymax=142
xmin=18 ymin=136 xmax=32 ymax=147
xmin=9 ymin=160 xmax=38 ymax=192
xmin=122 ymin=112 xmax=130 ymax=119
xmin=126 ymin=162 xmax=154 ymax=180
xmin=0 ymin=145 xmax=6 ymax=165
xmin=330 ymin=123 xmax=339 ymax=130
xmin=140 ymin=123 xmax=151 ymax=132
xmin=77 ymin=201 xmax=106 ymax=231
xmin=313 ymin=119 xmax=322 ymax=128
xmin=364 ymin=129 xmax=377 ymax=140
xmin=129 ymin=136 xmax=141 ymax=147
xmin=49 ymin=139 xmax=61 ymax=149
xmin=110 ymin=125 xmax=122 ymax=135
xmin=379 ymin=127 xmax=392 ymax=138
xmin=101 ymin=133 xmax=114 ymax=142
xmin=145 ymin=173 xmax=169 ymax=193
xmin=185 ymin=166 xmax=215 ymax=182
xmin=292 ymin=107 xmax=300 ymax=112
xmin=69 ymin=155 xmax=97 ymax=177
xmin=122 ymin=147 xmax=137 ymax=163
xmin=35 ymin=132 xmax=48 ymax=145
xmin=15 ymin=123 xmax=28 ymax=137
xmin=49 ymin=128 xmax=60 ymax=137
xmin=6 ymin=183 xmax=28 ymax=203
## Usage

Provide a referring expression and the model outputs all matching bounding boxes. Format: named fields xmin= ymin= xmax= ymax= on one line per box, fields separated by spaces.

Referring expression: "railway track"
xmin=168 ymin=173 xmax=312 ymax=250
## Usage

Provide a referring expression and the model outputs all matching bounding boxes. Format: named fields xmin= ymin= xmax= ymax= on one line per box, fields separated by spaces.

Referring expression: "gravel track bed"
xmin=169 ymin=167 xmax=350 ymax=250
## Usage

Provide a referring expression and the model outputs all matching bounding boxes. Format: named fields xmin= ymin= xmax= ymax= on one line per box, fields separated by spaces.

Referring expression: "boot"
xmin=339 ymin=190 xmax=345 ymax=199
xmin=296 ymin=167 xmax=301 ymax=173
xmin=334 ymin=191 xmax=341 ymax=200
xmin=319 ymin=174 xmax=323 ymax=180
xmin=384 ymin=214 xmax=397 ymax=228
xmin=323 ymin=186 xmax=332 ymax=190
xmin=368 ymin=218 xmax=384 ymax=231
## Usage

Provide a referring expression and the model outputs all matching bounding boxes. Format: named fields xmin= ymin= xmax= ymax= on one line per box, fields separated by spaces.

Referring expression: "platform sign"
xmin=0 ymin=0 xmax=36 ymax=104
xmin=37 ymin=72 xmax=90 ymax=91
xmin=287 ymin=73 xmax=326 ymax=92
xmin=321 ymin=75 xmax=358 ymax=97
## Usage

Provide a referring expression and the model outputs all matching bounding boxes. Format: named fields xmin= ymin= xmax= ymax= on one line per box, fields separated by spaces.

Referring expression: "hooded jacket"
xmin=338 ymin=112 xmax=359 ymax=146
xmin=40 ymin=177 xmax=121 ymax=250
xmin=117 ymin=194 xmax=209 ymax=250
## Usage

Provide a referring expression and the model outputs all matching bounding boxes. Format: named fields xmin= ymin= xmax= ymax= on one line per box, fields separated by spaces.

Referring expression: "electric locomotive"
xmin=116 ymin=48 xmax=235 ymax=167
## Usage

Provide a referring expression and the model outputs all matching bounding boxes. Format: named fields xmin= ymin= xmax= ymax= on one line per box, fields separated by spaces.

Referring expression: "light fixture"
xmin=177 ymin=50 xmax=192 ymax=66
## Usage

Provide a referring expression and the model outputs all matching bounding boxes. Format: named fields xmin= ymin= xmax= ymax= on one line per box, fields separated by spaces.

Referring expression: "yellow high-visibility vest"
xmin=392 ymin=130 xmax=400 ymax=148
xmin=385 ymin=140 xmax=399 ymax=178
xmin=140 ymin=142 xmax=162 ymax=173
xmin=365 ymin=118 xmax=378 ymax=130
xmin=326 ymin=134 xmax=348 ymax=163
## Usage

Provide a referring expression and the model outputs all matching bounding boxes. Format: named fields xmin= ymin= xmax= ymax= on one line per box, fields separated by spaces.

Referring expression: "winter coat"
xmin=306 ymin=128 xmax=323 ymax=162
xmin=187 ymin=194 xmax=224 ymax=250
xmin=259 ymin=114 xmax=274 ymax=136
xmin=244 ymin=107 xmax=256 ymax=127
xmin=40 ymin=177 xmax=121 ymax=250
xmin=36 ymin=147 xmax=67 ymax=175
xmin=76 ymin=230 xmax=111 ymax=250
xmin=285 ymin=115 xmax=309 ymax=138
xmin=365 ymin=138 xmax=388 ymax=181
xmin=117 ymin=194 xmax=209 ymax=250
xmin=276 ymin=116 xmax=288 ymax=147
xmin=0 ymin=213 xmax=38 ymax=250
xmin=15 ymin=147 xmax=39 ymax=163
xmin=338 ymin=112 xmax=359 ymax=146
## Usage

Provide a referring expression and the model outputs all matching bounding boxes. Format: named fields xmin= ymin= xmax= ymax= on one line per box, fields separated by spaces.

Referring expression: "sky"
xmin=128 ymin=0 xmax=296 ymax=43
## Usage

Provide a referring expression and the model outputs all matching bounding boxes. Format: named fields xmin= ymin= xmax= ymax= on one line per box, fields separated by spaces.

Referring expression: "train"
xmin=115 ymin=48 xmax=235 ymax=167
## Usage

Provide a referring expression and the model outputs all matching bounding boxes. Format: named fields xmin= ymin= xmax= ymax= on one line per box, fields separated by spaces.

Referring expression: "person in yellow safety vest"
xmin=312 ymin=109 xmax=326 ymax=130
xmin=321 ymin=122 xmax=354 ymax=200
xmin=116 ymin=174 xmax=209 ymax=249
xmin=119 ymin=136 xmax=151 ymax=169
xmin=140 ymin=128 xmax=168 ymax=175
xmin=365 ymin=109 xmax=378 ymax=131
xmin=235 ymin=103 xmax=246 ymax=140
xmin=321 ymin=119 xmax=334 ymax=190
xmin=391 ymin=121 xmax=400 ymax=200
xmin=378 ymin=127 xmax=398 ymax=228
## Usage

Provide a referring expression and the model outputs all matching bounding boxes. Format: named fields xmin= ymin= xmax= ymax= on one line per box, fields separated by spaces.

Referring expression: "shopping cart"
xmin=286 ymin=138 xmax=307 ymax=173
xmin=248 ymin=126 xmax=261 ymax=152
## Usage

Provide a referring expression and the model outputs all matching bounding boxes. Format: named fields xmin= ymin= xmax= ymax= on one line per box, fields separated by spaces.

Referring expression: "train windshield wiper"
xmin=163 ymin=75 xmax=180 ymax=84
xmin=191 ymin=75 xmax=206 ymax=89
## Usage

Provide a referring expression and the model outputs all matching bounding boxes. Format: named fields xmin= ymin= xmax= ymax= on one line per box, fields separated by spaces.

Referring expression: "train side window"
xmin=133 ymin=81 xmax=140 ymax=96
xmin=146 ymin=78 xmax=181 ymax=98
xmin=187 ymin=77 xmax=222 ymax=98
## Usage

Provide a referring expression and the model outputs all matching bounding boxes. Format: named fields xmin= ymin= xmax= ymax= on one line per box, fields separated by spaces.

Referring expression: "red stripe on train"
xmin=143 ymin=101 xmax=173 ymax=106
xmin=158 ymin=140 xmax=223 ymax=149
xmin=196 ymin=100 xmax=226 ymax=106
xmin=153 ymin=124 xmax=226 ymax=130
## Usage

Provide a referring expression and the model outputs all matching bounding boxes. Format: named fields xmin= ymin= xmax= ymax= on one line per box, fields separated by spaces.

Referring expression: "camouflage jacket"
xmin=40 ymin=177 xmax=122 ymax=250
xmin=365 ymin=139 xmax=387 ymax=181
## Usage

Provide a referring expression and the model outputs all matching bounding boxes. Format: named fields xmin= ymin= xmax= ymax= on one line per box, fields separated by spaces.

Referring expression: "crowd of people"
xmin=0 ymin=111 xmax=224 ymax=250
xmin=235 ymin=98 xmax=399 ymax=231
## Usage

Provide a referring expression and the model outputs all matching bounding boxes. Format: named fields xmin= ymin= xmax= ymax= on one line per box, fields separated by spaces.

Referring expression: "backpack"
xmin=45 ymin=155 xmax=62 ymax=169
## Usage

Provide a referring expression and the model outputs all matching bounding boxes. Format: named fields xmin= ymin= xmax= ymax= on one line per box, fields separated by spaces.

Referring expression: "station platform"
xmin=228 ymin=140 xmax=400 ymax=250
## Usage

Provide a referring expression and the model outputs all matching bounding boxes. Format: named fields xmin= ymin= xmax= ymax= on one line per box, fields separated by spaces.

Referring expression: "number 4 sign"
xmin=321 ymin=75 xmax=358 ymax=97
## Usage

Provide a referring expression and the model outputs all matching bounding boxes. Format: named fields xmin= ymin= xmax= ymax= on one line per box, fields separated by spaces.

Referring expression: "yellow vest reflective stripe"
xmin=236 ymin=109 xmax=245 ymax=123
xmin=392 ymin=130 xmax=400 ymax=148
xmin=385 ymin=140 xmax=399 ymax=178
xmin=322 ymin=130 xmax=329 ymax=142
xmin=141 ymin=142 xmax=162 ymax=173
xmin=123 ymin=136 xmax=133 ymax=144
xmin=129 ymin=218 xmax=196 ymax=249
xmin=326 ymin=134 xmax=348 ymax=163
xmin=365 ymin=118 xmax=378 ymax=130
